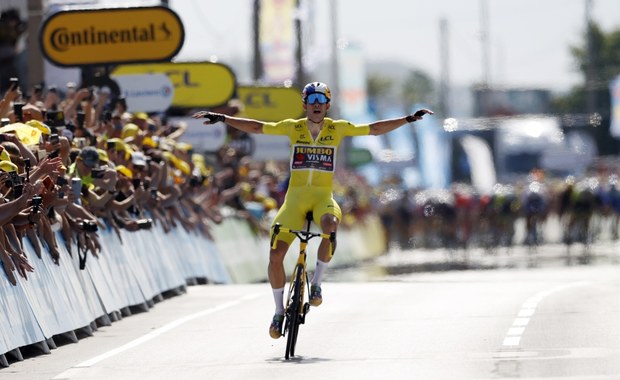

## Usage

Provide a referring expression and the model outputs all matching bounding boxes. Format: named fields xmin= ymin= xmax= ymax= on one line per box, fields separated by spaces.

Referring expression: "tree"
xmin=401 ymin=70 xmax=435 ymax=113
xmin=366 ymin=73 xmax=394 ymax=117
xmin=553 ymin=22 xmax=620 ymax=115
xmin=552 ymin=22 xmax=620 ymax=155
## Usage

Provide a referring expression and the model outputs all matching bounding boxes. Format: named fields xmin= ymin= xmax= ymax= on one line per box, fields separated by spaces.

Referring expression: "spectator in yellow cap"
xmin=121 ymin=122 xmax=139 ymax=140
xmin=0 ymin=160 xmax=17 ymax=173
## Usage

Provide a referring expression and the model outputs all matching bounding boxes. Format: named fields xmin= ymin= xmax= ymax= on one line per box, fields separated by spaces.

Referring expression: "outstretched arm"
xmin=369 ymin=109 xmax=433 ymax=136
xmin=192 ymin=111 xmax=265 ymax=134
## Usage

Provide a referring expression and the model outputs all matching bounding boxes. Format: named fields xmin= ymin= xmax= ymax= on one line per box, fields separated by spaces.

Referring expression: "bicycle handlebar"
xmin=270 ymin=223 xmax=336 ymax=256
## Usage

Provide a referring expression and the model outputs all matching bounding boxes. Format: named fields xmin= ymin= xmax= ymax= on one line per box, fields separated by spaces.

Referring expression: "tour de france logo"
xmin=291 ymin=145 xmax=336 ymax=172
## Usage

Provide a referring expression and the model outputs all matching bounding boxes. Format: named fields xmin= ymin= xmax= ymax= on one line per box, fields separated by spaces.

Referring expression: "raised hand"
xmin=191 ymin=111 xmax=225 ymax=125
xmin=12 ymin=251 xmax=34 ymax=279
xmin=406 ymin=109 xmax=434 ymax=122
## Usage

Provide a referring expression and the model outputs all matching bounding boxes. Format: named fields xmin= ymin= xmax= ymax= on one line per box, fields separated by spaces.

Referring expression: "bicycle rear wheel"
xmin=285 ymin=265 xmax=304 ymax=359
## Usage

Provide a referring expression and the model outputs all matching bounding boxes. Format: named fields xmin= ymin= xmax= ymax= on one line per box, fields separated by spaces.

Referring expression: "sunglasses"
xmin=305 ymin=93 xmax=329 ymax=104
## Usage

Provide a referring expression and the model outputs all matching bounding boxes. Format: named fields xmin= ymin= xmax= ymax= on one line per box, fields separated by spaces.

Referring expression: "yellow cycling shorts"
xmin=271 ymin=186 xmax=342 ymax=246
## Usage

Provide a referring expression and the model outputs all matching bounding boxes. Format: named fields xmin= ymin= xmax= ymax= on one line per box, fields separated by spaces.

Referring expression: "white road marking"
xmin=52 ymin=293 xmax=262 ymax=379
xmin=501 ymin=281 xmax=588 ymax=348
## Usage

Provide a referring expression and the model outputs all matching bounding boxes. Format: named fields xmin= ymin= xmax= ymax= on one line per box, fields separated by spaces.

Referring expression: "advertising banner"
xmin=112 ymin=73 xmax=174 ymax=112
xmin=113 ymin=62 xmax=236 ymax=108
xmin=237 ymin=86 xmax=303 ymax=121
xmin=40 ymin=7 xmax=184 ymax=67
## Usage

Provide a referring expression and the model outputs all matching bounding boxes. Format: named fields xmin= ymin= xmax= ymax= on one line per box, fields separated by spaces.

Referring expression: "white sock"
xmin=273 ymin=287 xmax=285 ymax=315
xmin=311 ymin=260 xmax=329 ymax=286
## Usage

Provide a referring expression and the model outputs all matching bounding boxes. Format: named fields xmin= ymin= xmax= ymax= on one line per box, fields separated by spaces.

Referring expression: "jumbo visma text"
xmin=294 ymin=147 xmax=334 ymax=155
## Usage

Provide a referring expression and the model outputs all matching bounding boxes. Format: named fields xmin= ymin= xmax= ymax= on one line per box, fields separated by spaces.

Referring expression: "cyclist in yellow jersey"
xmin=192 ymin=82 xmax=433 ymax=339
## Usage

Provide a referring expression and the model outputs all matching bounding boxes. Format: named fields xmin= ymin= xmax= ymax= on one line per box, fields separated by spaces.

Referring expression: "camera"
xmin=91 ymin=168 xmax=105 ymax=179
xmin=80 ymin=219 xmax=98 ymax=232
xmin=131 ymin=178 xmax=141 ymax=188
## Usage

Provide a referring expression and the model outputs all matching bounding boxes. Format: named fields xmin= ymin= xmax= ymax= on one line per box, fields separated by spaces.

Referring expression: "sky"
xmin=170 ymin=0 xmax=620 ymax=93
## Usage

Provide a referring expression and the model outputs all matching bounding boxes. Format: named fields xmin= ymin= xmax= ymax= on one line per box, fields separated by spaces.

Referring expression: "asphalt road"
xmin=3 ymin=238 xmax=620 ymax=380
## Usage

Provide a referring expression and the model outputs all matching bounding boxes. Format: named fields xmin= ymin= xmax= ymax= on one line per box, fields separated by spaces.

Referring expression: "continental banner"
xmin=39 ymin=7 xmax=184 ymax=67
xmin=113 ymin=62 xmax=236 ymax=108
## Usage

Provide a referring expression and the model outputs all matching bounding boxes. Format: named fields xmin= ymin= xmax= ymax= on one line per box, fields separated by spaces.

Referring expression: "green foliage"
xmin=554 ymin=22 xmax=620 ymax=115
xmin=401 ymin=70 xmax=434 ymax=112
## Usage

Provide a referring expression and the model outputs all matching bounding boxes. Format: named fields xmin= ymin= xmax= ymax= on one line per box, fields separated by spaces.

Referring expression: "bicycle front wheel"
xmin=285 ymin=264 xmax=304 ymax=359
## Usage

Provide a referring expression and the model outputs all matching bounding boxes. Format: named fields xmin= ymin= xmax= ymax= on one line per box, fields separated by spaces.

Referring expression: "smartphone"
xmin=76 ymin=112 xmax=85 ymax=129
xmin=71 ymin=177 xmax=82 ymax=204
xmin=31 ymin=195 xmax=42 ymax=214
xmin=13 ymin=103 xmax=24 ymax=122
xmin=50 ymin=133 xmax=59 ymax=144
xmin=24 ymin=158 xmax=30 ymax=182
xmin=8 ymin=171 xmax=20 ymax=187
xmin=43 ymin=176 xmax=54 ymax=191
xmin=56 ymin=176 xmax=68 ymax=186
xmin=131 ymin=178 xmax=141 ymax=188
xmin=46 ymin=110 xmax=65 ymax=127
xmin=106 ymin=140 xmax=116 ymax=150
xmin=13 ymin=183 xmax=23 ymax=198
xmin=9 ymin=77 xmax=19 ymax=90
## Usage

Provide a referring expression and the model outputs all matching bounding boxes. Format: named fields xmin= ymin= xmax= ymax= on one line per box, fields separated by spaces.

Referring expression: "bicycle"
xmin=270 ymin=212 xmax=335 ymax=360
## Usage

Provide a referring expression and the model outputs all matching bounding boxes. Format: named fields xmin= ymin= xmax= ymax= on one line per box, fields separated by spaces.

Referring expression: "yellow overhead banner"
xmin=113 ymin=62 xmax=236 ymax=108
xmin=40 ymin=7 xmax=184 ymax=67
xmin=238 ymin=86 xmax=303 ymax=121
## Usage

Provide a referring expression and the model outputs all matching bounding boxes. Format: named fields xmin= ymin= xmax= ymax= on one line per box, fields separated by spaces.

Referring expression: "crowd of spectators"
xmin=0 ymin=79 xmax=377 ymax=287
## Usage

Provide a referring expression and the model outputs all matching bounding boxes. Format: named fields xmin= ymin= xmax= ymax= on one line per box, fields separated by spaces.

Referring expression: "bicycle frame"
xmin=270 ymin=213 xmax=335 ymax=360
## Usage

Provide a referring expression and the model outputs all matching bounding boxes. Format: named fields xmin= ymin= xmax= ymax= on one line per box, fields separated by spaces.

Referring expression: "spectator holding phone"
xmin=0 ymin=77 xmax=21 ymax=119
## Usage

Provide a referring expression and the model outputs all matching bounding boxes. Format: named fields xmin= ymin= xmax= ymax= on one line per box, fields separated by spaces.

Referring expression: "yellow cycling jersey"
xmin=263 ymin=117 xmax=370 ymax=188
